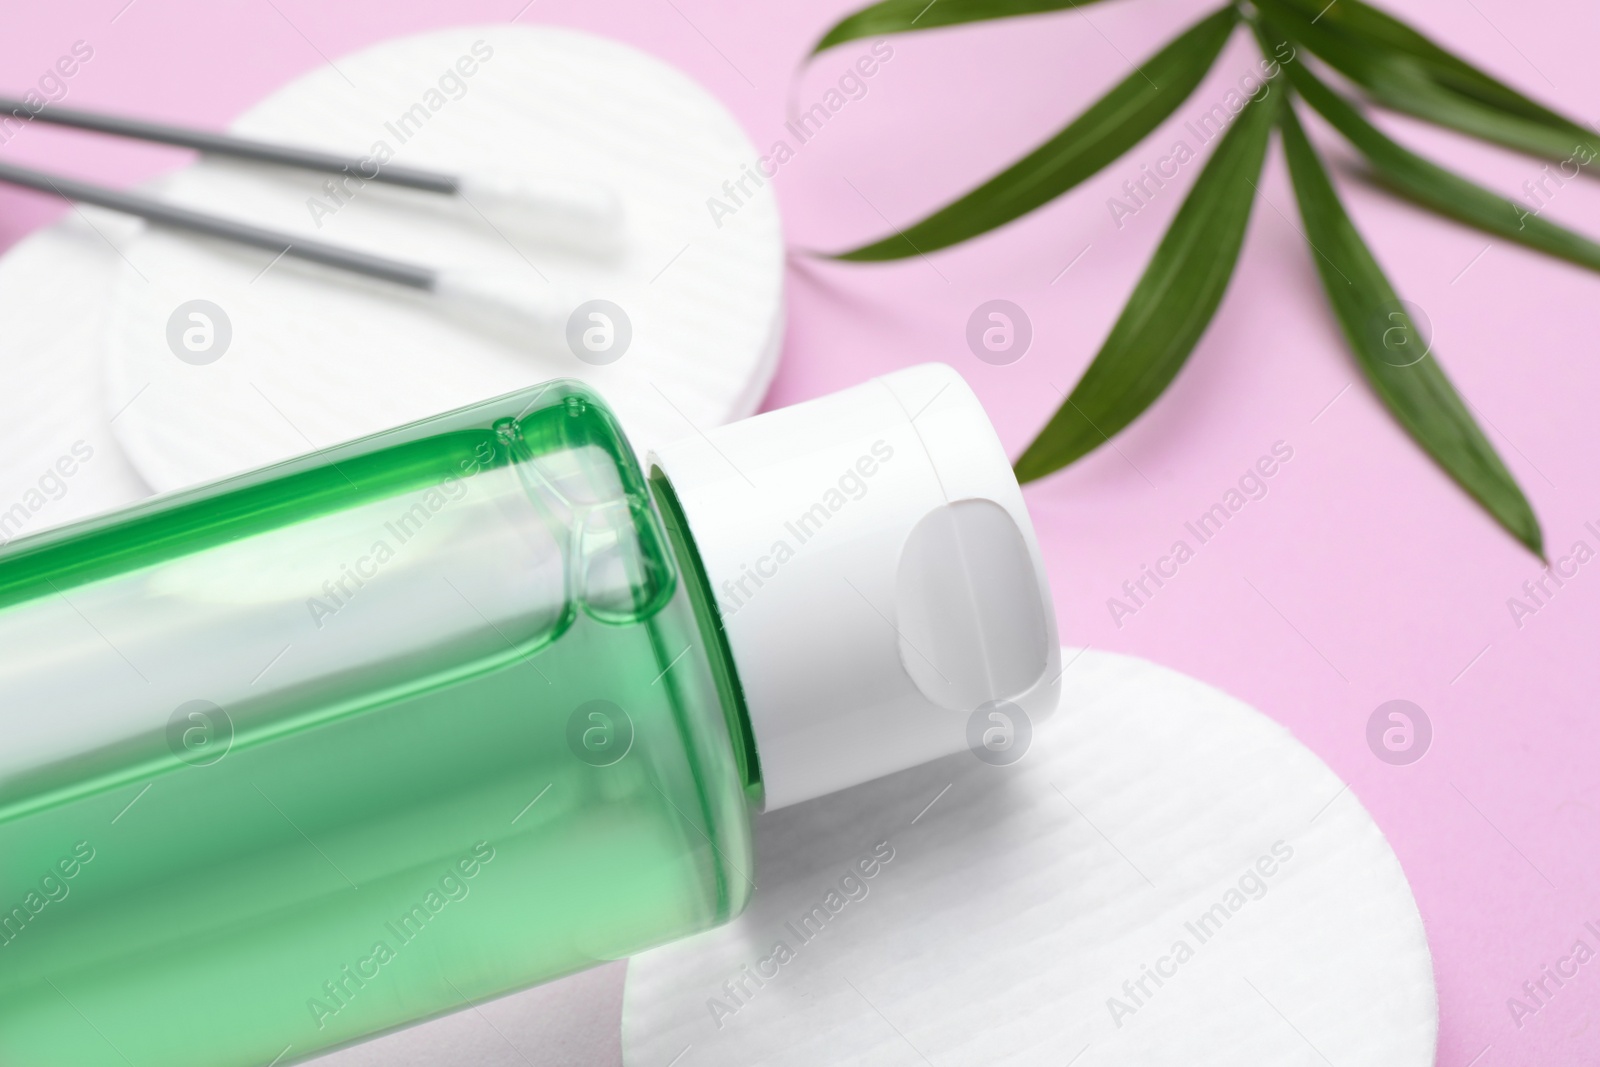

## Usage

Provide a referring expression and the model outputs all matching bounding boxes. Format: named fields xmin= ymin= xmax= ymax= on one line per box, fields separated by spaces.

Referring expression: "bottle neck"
xmin=648 ymin=467 xmax=765 ymax=810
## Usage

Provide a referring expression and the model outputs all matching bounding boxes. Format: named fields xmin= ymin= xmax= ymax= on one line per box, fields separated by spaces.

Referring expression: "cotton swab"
xmin=0 ymin=159 xmax=570 ymax=340
xmin=0 ymin=97 xmax=623 ymax=254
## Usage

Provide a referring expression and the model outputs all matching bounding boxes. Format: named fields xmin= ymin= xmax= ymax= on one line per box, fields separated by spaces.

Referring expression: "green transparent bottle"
xmin=0 ymin=365 xmax=1059 ymax=1066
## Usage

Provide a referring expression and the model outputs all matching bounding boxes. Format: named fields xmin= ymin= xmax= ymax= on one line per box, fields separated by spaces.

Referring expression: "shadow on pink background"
xmin=3 ymin=1 xmax=1598 ymax=1063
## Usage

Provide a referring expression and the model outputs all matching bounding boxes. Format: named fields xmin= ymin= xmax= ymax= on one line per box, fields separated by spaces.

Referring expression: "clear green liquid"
xmin=0 ymin=385 xmax=754 ymax=1066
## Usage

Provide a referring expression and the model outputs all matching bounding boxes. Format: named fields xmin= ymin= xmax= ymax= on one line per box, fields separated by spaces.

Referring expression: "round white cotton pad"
xmin=622 ymin=648 xmax=1438 ymax=1067
xmin=0 ymin=212 xmax=151 ymax=539
xmin=101 ymin=25 xmax=783 ymax=492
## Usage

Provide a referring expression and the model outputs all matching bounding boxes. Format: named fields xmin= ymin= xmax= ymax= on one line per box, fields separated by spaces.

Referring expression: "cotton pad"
xmin=621 ymin=648 xmax=1437 ymax=1067
xmin=100 ymin=25 xmax=783 ymax=492
xmin=0 ymin=212 xmax=150 ymax=539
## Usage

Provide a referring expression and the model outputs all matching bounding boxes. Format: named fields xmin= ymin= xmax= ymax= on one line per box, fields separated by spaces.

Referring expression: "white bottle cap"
xmin=650 ymin=363 xmax=1060 ymax=809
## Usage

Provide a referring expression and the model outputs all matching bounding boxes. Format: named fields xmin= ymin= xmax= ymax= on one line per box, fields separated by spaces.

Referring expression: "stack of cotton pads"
xmin=0 ymin=25 xmax=783 ymax=497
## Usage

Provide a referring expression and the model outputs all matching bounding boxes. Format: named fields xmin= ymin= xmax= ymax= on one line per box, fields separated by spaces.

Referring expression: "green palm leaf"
xmin=1263 ymin=0 xmax=1560 ymax=118
xmin=1255 ymin=0 xmax=1597 ymax=162
xmin=814 ymin=0 xmax=1118 ymax=54
xmin=838 ymin=5 xmax=1238 ymax=260
xmin=1014 ymin=82 xmax=1277 ymax=482
xmin=1278 ymin=104 xmax=1542 ymax=555
xmin=1368 ymin=62 xmax=1597 ymax=163
xmin=1279 ymin=52 xmax=1600 ymax=272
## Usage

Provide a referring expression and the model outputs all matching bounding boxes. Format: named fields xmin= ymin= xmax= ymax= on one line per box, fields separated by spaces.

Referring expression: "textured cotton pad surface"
xmin=0 ymin=214 xmax=151 ymax=537
xmin=102 ymin=25 xmax=783 ymax=492
xmin=622 ymin=649 xmax=1437 ymax=1067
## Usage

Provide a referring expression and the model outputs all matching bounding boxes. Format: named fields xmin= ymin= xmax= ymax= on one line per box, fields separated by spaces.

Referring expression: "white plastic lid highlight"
xmin=650 ymin=363 xmax=1060 ymax=809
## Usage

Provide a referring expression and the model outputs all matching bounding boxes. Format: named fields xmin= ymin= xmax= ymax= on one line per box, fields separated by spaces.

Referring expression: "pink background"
xmin=5 ymin=0 xmax=1599 ymax=1063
